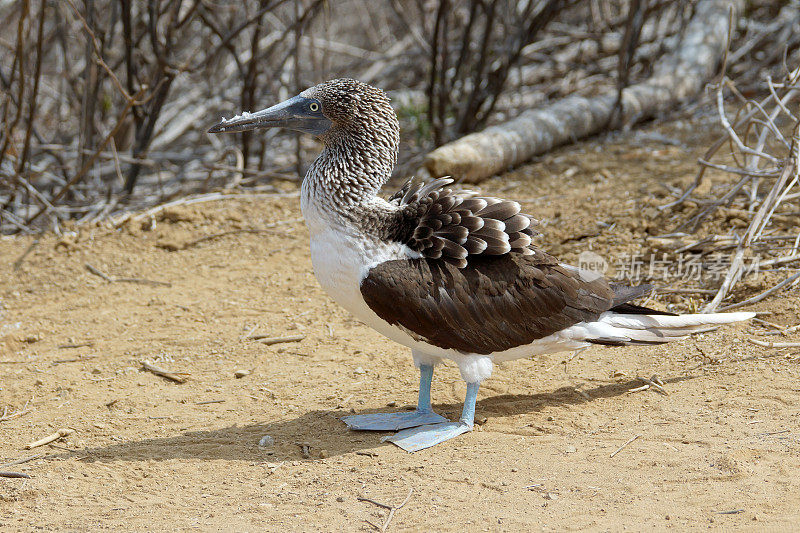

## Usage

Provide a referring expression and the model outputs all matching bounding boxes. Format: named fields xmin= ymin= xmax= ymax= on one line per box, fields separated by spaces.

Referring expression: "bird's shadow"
xmin=74 ymin=376 xmax=694 ymax=464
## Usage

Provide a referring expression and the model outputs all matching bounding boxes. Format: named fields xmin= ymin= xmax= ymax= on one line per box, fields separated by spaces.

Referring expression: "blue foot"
xmin=343 ymin=364 xmax=445 ymax=431
xmin=342 ymin=410 xmax=449 ymax=431
xmin=383 ymin=421 xmax=472 ymax=452
xmin=384 ymin=381 xmax=481 ymax=452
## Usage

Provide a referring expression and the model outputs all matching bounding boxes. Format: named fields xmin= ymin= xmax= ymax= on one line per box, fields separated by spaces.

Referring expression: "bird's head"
xmin=208 ymin=78 xmax=397 ymax=142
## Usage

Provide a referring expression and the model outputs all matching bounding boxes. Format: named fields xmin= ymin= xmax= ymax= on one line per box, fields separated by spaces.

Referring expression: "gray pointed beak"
xmin=208 ymin=95 xmax=331 ymax=136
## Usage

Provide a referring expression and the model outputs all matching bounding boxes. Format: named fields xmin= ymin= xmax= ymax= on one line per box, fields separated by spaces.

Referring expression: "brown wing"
xmin=392 ymin=178 xmax=541 ymax=268
xmin=360 ymin=252 xmax=616 ymax=355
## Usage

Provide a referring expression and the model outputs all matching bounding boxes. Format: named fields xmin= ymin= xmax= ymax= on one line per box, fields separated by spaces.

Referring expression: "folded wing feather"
xmin=391 ymin=178 xmax=541 ymax=268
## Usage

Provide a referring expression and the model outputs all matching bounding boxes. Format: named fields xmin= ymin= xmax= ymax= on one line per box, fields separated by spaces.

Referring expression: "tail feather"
xmin=609 ymin=282 xmax=654 ymax=308
xmin=610 ymin=302 xmax=676 ymax=316
xmin=602 ymin=311 xmax=755 ymax=330
xmin=585 ymin=282 xmax=756 ymax=346
xmin=581 ymin=311 xmax=755 ymax=346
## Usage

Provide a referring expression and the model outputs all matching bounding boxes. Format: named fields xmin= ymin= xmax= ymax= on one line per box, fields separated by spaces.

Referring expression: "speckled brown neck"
xmin=301 ymin=103 xmax=402 ymax=241
xmin=305 ymin=124 xmax=397 ymax=207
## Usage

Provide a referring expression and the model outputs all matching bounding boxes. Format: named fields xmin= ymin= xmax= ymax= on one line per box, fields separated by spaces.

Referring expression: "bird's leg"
xmin=384 ymin=381 xmax=480 ymax=452
xmin=416 ymin=363 xmax=434 ymax=411
xmin=341 ymin=364 xmax=448 ymax=431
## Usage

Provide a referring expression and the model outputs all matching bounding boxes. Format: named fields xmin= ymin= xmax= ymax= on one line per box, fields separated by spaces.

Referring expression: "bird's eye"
xmin=309 ymin=102 xmax=319 ymax=112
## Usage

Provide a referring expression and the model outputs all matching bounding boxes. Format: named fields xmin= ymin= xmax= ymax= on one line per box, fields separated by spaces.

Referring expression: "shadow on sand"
xmin=73 ymin=376 xmax=694 ymax=463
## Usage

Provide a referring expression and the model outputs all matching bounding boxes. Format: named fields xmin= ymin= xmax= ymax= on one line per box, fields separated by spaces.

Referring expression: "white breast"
xmin=301 ymin=190 xmax=407 ymax=328
xmin=309 ymin=226 xmax=403 ymax=322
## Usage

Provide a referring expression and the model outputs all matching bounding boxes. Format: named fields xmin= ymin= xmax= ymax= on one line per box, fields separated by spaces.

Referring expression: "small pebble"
xmin=319 ymin=449 xmax=329 ymax=459
xmin=354 ymin=367 xmax=366 ymax=375
xmin=565 ymin=445 xmax=577 ymax=453
xmin=544 ymin=493 xmax=558 ymax=501
xmin=511 ymin=468 xmax=518 ymax=472
xmin=234 ymin=369 xmax=251 ymax=379
xmin=546 ymin=416 xmax=555 ymax=422
xmin=258 ymin=435 xmax=275 ymax=447
xmin=386 ymin=401 xmax=397 ymax=407
xmin=336 ymin=496 xmax=345 ymax=502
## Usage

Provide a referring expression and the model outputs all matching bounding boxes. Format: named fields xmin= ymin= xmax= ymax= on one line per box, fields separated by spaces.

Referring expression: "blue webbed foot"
xmin=342 ymin=410 xmax=448 ymax=431
xmin=343 ymin=364 xmax=445 ymax=431
xmin=383 ymin=421 xmax=472 ymax=452
xmin=384 ymin=381 xmax=480 ymax=452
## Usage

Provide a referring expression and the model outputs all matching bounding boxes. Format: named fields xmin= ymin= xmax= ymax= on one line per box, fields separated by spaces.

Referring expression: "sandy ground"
xmin=2 ymin=118 xmax=800 ymax=532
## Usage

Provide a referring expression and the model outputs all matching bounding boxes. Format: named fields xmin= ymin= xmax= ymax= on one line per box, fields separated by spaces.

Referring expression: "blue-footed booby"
xmin=209 ymin=78 xmax=755 ymax=452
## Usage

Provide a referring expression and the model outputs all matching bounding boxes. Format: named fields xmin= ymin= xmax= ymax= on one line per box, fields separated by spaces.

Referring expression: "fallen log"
xmin=424 ymin=0 xmax=744 ymax=183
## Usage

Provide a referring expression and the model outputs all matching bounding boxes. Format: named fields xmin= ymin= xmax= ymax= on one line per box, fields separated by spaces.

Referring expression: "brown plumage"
xmin=361 ymin=253 xmax=617 ymax=355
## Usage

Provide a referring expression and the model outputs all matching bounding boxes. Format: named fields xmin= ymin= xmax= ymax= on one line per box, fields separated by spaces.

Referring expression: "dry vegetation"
xmin=1 ymin=1 xmax=796 ymax=232
xmin=654 ymin=62 xmax=800 ymax=312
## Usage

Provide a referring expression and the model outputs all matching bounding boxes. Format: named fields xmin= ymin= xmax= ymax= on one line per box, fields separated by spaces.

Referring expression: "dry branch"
xmin=699 ymin=99 xmax=800 ymax=311
xmin=358 ymin=488 xmax=413 ymax=532
xmin=717 ymin=272 xmax=800 ymax=312
xmin=640 ymin=38 xmax=800 ymax=316
xmin=0 ymin=402 xmax=31 ymax=423
xmin=140 ymin=360 xmax=188 ymax=383
xmin=0 ymin=454 xmax=45 ymax=469
xmin=0 ymin=472 xmax=31 ymax=479
xmin=25 ymin=428 xmax=72 ymax=450
xmin=747 ymin=338 xmax=800 ymax=349
xmin=424 ymin=0 xmax=743 ymax=182
xmin=609 ymin=434 xmax=641 ymax=458
xmin=85 ymin=263 xmax=171 ymax=287
xmin=256 ymin=334 xmax=306 ymax=346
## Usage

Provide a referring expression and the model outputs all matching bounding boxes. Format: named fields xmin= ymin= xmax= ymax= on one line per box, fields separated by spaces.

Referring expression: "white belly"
xmin=308 ymin=227 xmax=402 ymax=326
xmin=301 ymin=193 xmax=410 ymax=340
